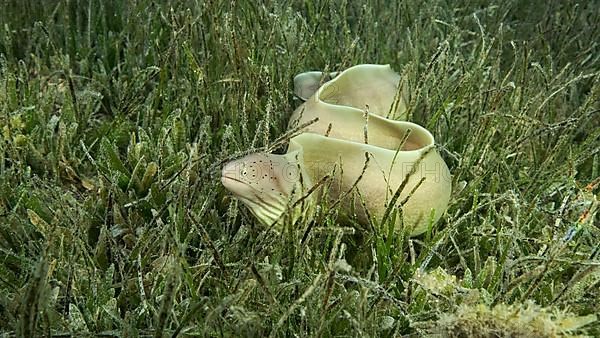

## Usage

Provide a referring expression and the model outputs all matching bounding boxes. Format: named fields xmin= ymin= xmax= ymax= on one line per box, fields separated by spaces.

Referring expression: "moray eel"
xmin=222 ymin=64 xmax=451 ymax=235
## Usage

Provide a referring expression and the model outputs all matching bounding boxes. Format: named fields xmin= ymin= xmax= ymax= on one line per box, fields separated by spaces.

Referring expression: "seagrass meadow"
xmin=0 ymin=0 xmax=599 ymax=336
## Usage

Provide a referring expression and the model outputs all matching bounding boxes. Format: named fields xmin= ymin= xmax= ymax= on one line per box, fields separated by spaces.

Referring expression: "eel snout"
xmin=220 ymin=160 xmax=248 ymax=192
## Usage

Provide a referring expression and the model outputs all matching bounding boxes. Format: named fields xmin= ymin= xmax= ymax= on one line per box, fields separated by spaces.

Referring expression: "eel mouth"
xmin=220 ymin=161 xmax=251 ymax=192
xmin=220 ymin=174 xmax=264 ymax=198
xmin=221 ymin=174 xmax=245 ymax=186
xmin=221 ymin=167 xmax=260 ymax=198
